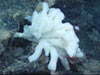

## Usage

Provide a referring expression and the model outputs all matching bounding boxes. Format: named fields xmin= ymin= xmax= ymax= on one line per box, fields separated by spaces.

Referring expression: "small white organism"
xmin=14 ymin=2 xmax=84 ymax=71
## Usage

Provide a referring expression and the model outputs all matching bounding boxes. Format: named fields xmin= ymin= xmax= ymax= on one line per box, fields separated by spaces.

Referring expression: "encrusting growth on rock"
xmin=0 ymin=30 xmax=11 ymax=41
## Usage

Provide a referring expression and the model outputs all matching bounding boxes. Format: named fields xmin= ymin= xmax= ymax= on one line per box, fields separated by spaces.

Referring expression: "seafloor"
xmin=0 ymin=0 xmax=100 ymax=75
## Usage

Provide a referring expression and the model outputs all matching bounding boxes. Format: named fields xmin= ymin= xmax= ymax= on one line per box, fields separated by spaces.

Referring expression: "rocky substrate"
xmin=0 ymin=0 xmax=100 ymax=74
